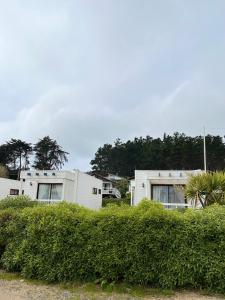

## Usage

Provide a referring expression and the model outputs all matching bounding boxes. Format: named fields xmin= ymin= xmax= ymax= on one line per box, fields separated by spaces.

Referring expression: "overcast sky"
xmin=0 ymin=0 xmax=225 ymax=171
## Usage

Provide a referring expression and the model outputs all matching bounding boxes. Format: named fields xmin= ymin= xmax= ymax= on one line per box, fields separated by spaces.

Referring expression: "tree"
xmin=185 ymin=172 xmax=225 ymax=207
xmin=90 ymin=133 xmax=225 ymax=177
xmin=33 ymin=136 xmax=69 ymax=170
xmin=6 ymin=139 xmax=32 ymax=173
xmin=0 ymin=139 xmax=32 ymax=179
xmin=114 ymin=178 xmax=129 ymax=198
xmin=0 ymin=144 xmax=11 ymax=166
xmin=90 ymin=144 xmax=114 ymax=175
xmin=0 ymin=164 xmax=8 ymax=178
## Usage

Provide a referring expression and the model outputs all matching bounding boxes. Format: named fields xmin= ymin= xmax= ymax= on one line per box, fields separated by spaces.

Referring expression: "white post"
xmin=203 ymin=126 xmax=207 ymax=172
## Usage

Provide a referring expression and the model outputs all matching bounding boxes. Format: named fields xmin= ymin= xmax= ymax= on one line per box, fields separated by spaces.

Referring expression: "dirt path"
xmin=0 ymin=279 xmax=71 ymax=300
xmin=0 ymin=279 xmax=224 ymax=300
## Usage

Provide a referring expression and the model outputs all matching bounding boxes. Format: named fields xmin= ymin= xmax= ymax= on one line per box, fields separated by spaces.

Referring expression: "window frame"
xmin=37 ymin=183 xmax=63 ymax=200
xmin=92 ymin=187 xmax=98 ymax=195
xmin=10 ymin=189 xmax=19 ymax=196
xmin=151 ymin=184 xmax=186 ymax=204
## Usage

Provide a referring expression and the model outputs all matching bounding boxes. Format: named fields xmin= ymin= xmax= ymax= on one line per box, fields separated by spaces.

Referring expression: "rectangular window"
xmin=152 ymin=185 xmax=185 ymax=207
xmin=92 ymin=188 xmax=98 ymax=195
xmin=10 ymin=189 xmax=19 ymax=195
xmin=98 ymin=189 xmax=101 ymax=194
xmin=37 ymin=183 xmax=63 ymax=200
xmin=103 ymin=183 xmax=110 ymax=189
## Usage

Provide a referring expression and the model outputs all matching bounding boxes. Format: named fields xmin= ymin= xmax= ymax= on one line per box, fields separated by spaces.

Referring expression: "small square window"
xmin=10 ymin=189 xmax=19 ymax=196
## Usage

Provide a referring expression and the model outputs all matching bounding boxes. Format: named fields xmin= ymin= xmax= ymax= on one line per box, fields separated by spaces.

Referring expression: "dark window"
xmin=22 ymin=179 xmax=25 ymax=182
xmin=37 ymin=183 xmax=63 ymax=200
xmin=103 ymin=183 xmax=110 ymax=189
xmin=10 ymin=189 xmax=19 ymax=196
xmin=98 ymin=189 xmax=101 ymax=194
xmin=22 ymin=190 xmax=24 ymax=195
xmin=92 ymin=188 xmax=98 ymax=195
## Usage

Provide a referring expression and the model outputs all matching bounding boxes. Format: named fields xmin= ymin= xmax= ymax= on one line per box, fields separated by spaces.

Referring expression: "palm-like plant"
xmin=185 ymin=172 xmax=225 ymax=207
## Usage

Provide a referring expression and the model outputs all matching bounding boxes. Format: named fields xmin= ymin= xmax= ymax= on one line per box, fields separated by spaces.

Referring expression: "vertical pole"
xmin=203 ymin=126 xmax=207 ymax=172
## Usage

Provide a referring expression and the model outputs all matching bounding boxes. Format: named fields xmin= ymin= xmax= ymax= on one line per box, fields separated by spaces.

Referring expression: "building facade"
xmin=90 ymin=173 xmax=121 ymax=198
xmin=132 ymin=170 xmax=202 ymax=208
xmin=0 ymin=178 xmax=21 ymax=199
xmin=0 ymin=170 xmax=103 ymax=210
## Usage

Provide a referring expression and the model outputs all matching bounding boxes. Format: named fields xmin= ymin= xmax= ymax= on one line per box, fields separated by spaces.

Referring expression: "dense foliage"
xmin=0 ymin=136 xmax=69 ymax=178
xmin=0 ymin=196 xmax=38 ymax=210
xmin=91 ymin=133 xmax=225 ymax=176
xmin=0 ymin=139 xmax=32 ymax=179
xmin=1 ymin=197 xmax=225 ymax=292
xmin=114 ymin=179 xmax=129 ymax=198
xmin=102 ymin=194 xmax=131 ymax=207
xmin=33 ymin=136 xmax=69 ymax=170
xmin=0 ymin=164 xmax=8 ymax=178
xmin=185 ymin=172 xmax=225 ymax=207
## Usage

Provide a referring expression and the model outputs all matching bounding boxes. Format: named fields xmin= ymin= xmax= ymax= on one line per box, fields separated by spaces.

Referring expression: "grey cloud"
xmin=0 ymin=0 xmax=225 ymax=170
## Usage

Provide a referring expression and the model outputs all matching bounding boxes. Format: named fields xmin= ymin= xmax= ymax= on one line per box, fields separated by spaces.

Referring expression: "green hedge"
xmin=102 ymin=197 xmax=130 ymax=207
xmin=0 ymin=196 xmax=39 ymax=210
xmin=1 ymin=199 xmax=225 ymax=292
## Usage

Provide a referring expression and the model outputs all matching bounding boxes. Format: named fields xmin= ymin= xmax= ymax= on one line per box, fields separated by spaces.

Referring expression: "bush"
xmin=0 ymin=209 xmax=17 ymax=259
xmin=185 ymin=172 xmax=225 ymax=207
xmin=1 ymin=199 xmax=225 ymax=292
xmin=102 ymin=194 xmax=131 ymax=207
xmin=0 ymin=196 xmax=39 ymax=210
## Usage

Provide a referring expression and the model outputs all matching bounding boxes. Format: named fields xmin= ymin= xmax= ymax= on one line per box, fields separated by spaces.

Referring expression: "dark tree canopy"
xmin=0 ymin=139 xmax=32 ymax=179
xmin=33 ymin=136 xmax=69 ymax=170
xmin=0 ymin=136 xmax=69 ymax=178
xmin=6 ymin=139 xmax=33 ymax=171
xmin=90 ymin=133 xmax=225 ymax=177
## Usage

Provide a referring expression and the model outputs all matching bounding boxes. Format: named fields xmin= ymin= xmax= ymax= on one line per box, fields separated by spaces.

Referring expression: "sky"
xmin=0 ymin=0 xmax=225 ymax=171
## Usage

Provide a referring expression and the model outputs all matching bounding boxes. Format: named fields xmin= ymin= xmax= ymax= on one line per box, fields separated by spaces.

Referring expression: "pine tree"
xmin=33 ymin=136 xmax=68 ymax=170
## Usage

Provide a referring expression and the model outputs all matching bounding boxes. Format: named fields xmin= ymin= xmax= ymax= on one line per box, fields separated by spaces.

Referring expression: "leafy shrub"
xmin=185 ymin=172 xmax=225 ymax=207
xmin=102 ymin=195 xmax=131 ymax=207
xmin=1 ymin=200 xmax=225 ymax=292
xmin=0 ymin=196 xmax=39 ymax=210
xmin=0 ymin=209 xmax=17 ymax=259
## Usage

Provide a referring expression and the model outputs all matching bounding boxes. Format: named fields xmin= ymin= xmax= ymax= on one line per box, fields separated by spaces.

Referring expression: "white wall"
xmin=20 ymin=171 xmax=66 ymax=200
xmin=0 ymin=178 xmax=21 ymax=200
xmin=20 ymin=170 xmax=102 ymax=209
xmin=134 ymin=170 xmax=202 ymax=206
xmin=75 ymin=170 xmax=102 ymax=210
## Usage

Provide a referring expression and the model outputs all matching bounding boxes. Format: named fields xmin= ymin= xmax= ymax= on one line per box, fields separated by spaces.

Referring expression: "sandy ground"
xmin=0 ymin=279 xmax=71 ymax=300
xmin=0 ymin=279 xmax=224 ymax=300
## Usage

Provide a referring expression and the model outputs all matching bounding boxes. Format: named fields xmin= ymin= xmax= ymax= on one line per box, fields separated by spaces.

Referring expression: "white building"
xmin=0 ymin=170 xmax=103 ymax=210
xmin=132 ymin=170 xmax=202 ymax=208
xmin=0 ymin=178 xmax=21 ymax=199
xmin=90 ymin=173 xmax=121 ymax=198
xmin=105 ymin=174 xmax=123 ymax=181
